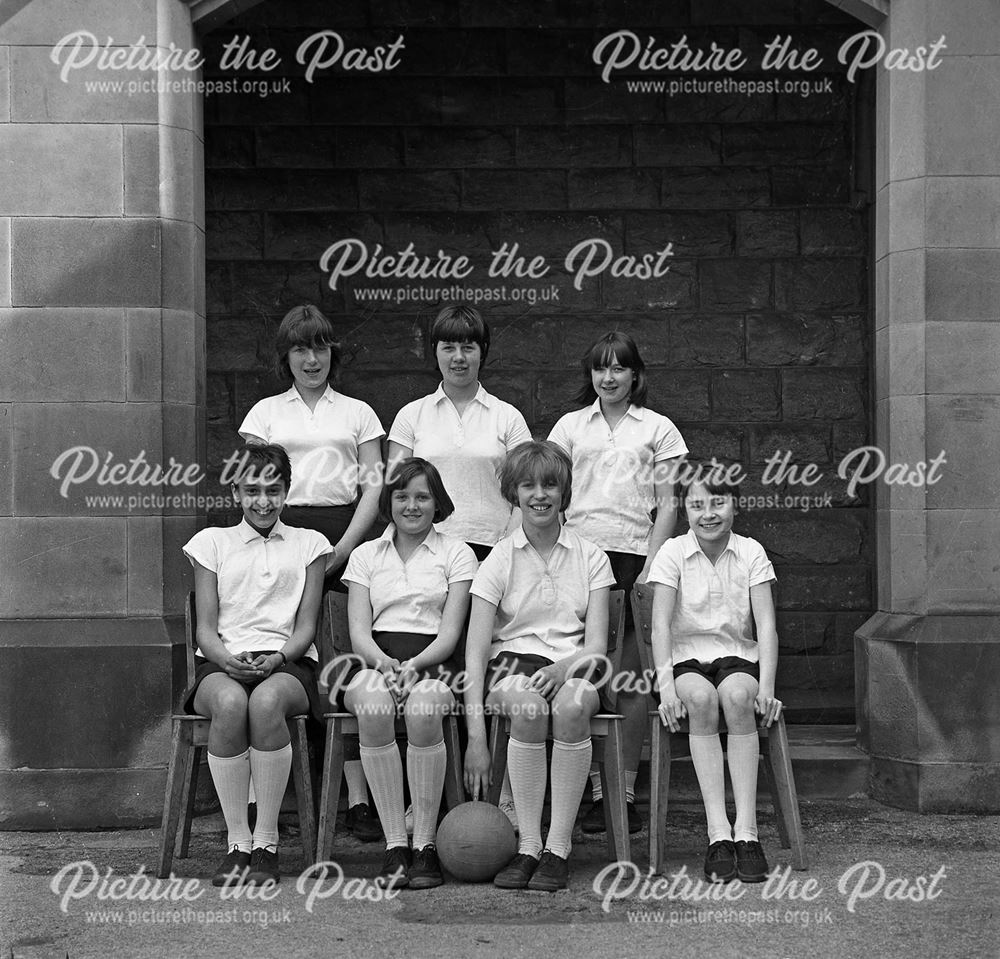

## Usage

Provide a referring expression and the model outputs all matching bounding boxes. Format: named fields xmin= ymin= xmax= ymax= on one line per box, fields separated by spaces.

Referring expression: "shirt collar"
xmin=377 ymin=523 xmax=443 ymax=554
xmin=681 ymin=527 xmax=736 ymax=559
xmin=512 ymin=524 xmax=574 ymax=551
xmin=433 ymin=382 xmax=491 ymax=408
xmin=586 ymin=398 xmax=643 ymax=421
xmin=283 ymin=384 xmax=336 ymax=405
xmin=237 ymin=517 xmax=288 ymax=542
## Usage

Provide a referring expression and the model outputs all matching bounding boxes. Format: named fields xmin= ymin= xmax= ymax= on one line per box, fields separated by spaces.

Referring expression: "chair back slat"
xmin=630 ymin=583 xmax=655 ymax=675
xmin=606 ymin=589 xmax=626 ymax=671
xmin=184 ymin=591 xmax=197 ymax=687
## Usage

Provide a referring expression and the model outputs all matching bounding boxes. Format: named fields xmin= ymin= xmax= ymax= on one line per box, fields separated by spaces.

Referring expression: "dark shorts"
xmin=605 ymin=551 xmax=645 ymax=595
xmin=183 ymin=653 xmax=324 ymax=723
xmin=281 ymin=504 xmax=358 ymax=593
xmin=673 ymin=656 xmax=760 ymax=687
xmin=327 ymin=631 xmax=461 ymax=711
xmin=467 ymin=542 xmax=493 ymax=563
xmin=484 ymin=650 xmax=610 ymax=704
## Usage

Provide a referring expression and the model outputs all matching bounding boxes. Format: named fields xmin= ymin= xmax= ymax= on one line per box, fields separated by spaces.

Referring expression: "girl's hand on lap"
xmin=395 ymin=660 xmax=420 ymax=703
xmin=463 ymin=740 xmax=492 ymax=801
xmin=657 ymin=691 xmax=686 ymax=732
xmin=527 ymin=663 xmax=564 ymax=701
xmin=225 ymin=653 xmax=261 ymax=684
xmin=755 ymin=692 xmax=782 ymax=728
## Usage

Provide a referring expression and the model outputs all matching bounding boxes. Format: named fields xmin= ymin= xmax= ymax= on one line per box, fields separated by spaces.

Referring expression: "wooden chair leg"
xmin=158 ymin=721 xmax=193 ymax=878
xmin=648 ymin=715 xmax=672 ymax=875
xmin=177 ymin=743 xmax=201 ymax=860
xmin=316 ymin=717 xmax=346 ymax=862
xmin=600 ymin=722 xmax=630 ymax=863
xmin=289 ymin=717 xmax=316 ymax=867
xmin=443 ymin=714 xmax=464 ymax=809
xmin=758 ymin=730 xmax=791 ymax=850
xmin=765 ymin=716 xmax=807 ymax=870
xmin=486 ymin=715 xmax=508 ymax=805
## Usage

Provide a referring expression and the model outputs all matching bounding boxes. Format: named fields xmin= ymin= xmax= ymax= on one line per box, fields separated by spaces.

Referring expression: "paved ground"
xmin=2 ymin=797 xmax=997 ymax=959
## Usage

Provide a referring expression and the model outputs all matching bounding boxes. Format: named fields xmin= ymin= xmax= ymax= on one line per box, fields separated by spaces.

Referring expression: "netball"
xmin=435 ymin=802 xmax=518 ymax=883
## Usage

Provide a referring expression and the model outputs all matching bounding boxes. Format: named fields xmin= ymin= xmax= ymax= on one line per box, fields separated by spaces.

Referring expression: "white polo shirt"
xmin=471 ymin=526 xmax=615 ymax=663
xmin=646 ymin=529 xmax=776 ymax=666
xmin=388 ymin=383 xmax=531 ymax=546
xmin=183 ymin=519 xmax=332 ymax=661
xmin=548 ymin=401 xmax=688 ymax=555
xmin=342 ymin=524 xmax=478 ymax=635
xmin=239 ymin=385 xmax=384 ymax=507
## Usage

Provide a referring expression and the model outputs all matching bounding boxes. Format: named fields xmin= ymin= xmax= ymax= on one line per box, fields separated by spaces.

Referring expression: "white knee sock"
xmin=344 ymin=759 xmax=368 ymax=808
xmin=360 ymin=742 xmax=407 ymax=849
xmin=727 ymin=732 xmax=760 ymax=842
xmin=507 ymin=739 xmax=547 ymax=858
xmin=546 ymin=739 xmax=592 ymax=859
xmin=499 ymin=769 xmax=514 ymax=805
xmin=688 ymin=733 xmax=732 ymax=843
xmin=407 ymin=740 xmax=446 ymax=849
xmin=625 ymin=769 xmax=637 ymax=805
xmin=248 ymin=744 xmax=291 ymax=852
xmin=589 ymin=766 xmax=602 ymax=802
xmin=208 ymin=749 xmax=252 ymax=853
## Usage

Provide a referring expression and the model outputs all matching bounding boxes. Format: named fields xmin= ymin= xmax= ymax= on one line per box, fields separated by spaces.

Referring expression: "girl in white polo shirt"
xmin=387 ymin=305 xmax=531 ymax=563
xmin=338 ymin=458 xmax=477 ymax=890
xmin=239 ymin=304 xmax=385 ymax=841
xmin=548 ymin=331 xmax=688 ymax=833
xmin=463 ymin=442 xmax=615 ymax=892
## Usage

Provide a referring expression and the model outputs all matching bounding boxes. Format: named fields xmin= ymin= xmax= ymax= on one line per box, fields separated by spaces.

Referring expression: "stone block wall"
xmin=203 ymin=0 xmax=873 ymax=721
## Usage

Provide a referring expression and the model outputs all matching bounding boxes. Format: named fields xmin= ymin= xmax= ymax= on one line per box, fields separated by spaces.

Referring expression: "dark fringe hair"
xmin=380 ymin=457 xmax=455 ymax=525
xmin=273 ymin=304 xmax=341 ymax=383
xmin=573 ymin=331 xmax=648 ymax=407
xmin=430 ymin=304 xmax=491 ymax=363
xmin=499 ymin=441 xmax=573 ymax=511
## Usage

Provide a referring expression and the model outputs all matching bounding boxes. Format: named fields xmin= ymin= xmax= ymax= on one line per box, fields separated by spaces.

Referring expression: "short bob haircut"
xmin=273 ymin=304 xmax=341 ymax=383
xmin=430 ymin=304 xmax=491 ymax=364
xmin=499 ymin=441 xmax=573 ymax=512
xmin=574 ymin=331 xmax=649 ymax=408
xmin=680 ymin=473 xmax=742 ymax=508
xmin=379 ymin=457 xmax=455 ymax=526
xmin=229 ymin=443 xmax=292 ymax=493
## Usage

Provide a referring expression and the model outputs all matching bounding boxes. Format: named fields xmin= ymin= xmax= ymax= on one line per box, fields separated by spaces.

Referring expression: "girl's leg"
xmin=487 ymin=677 xmax=549 ymax=859
xmin=676 ymin=672 xmax=731 ymax=844
xmin=246 ymin=673 xmax=308 ymax=858
xmin=345 ymin=670 xmax=407 ymax=851
xmin=717 ymin=672 xmax=760 ymax=843
xmin=193 ymin=674 xmax=252 ymax=856
xmin=545 ymin=679 xmax=600 ymax=860
xmin=403 ymin=680 xmax=453 ymax=850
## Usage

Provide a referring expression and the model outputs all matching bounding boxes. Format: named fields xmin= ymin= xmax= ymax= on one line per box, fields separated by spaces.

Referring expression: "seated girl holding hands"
xmin=463 ymin=441 xmax=615 ymax=892
xmin=337 ymin=458 xmax=477 ymax=890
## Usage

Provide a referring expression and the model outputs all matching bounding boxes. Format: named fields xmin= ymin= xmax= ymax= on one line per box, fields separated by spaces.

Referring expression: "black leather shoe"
xmin=246 ymin=847 xmax=280 ymax=884
xmin=211 ymin=847 xmax=250 ymax=887
xmin=408 ymin=845 xmax=444 ymax=890
xmin=735 ymin=840 xmax=769 ymax=883
xmin=581 ymin=799 xmax=644 ymax=834
xmin=526 ymin=850 xmax=570 ymax=892
xmin=493 ymin=852 xmax=539 ymax=889
xmin=704 ymin=840 xmax=737 ymax=882
xmin=346 ymin=802 xmax=384 ymax=843
xmin=375 ymin=845 xmax=411 ymax=889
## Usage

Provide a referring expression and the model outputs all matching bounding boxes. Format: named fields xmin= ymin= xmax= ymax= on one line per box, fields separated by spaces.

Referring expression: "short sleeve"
xmin=652 ymin=413 xmax=689 ymax=462
xmin=387 ymin=400 xmax=418 ymax=449
xmin=504 ymin=406 xmax=532 ymax=451
xmin=647 ymin=539 xmax=683 ymax=588
xmin=301 ymin=529 xmax=333 ymax=567
xmin=747 ymin=539 xmax=776 ymax=587
xmin=355 ymin=401 xmax=385 ymax=446
xmin=183 ymin=528 xmax=220 ymax=572
xmin=342 ymin=541 xmax=376 ymax=587
xmin=238 ymin=399 xmax=270 ymax=443
xmin=547 ymin=413 xmax=573 ymax=455
xmin=445 ymin=540 xmax=479 ymax=584
xmin=470 ymin=544 xmax=510 ymax=606
xmin=586 ymin=542 xmax=616 ymax=591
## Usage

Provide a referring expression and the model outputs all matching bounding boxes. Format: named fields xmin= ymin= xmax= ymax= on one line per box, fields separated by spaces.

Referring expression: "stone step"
xmin=635 ymin=724 xmax=868 ymax=800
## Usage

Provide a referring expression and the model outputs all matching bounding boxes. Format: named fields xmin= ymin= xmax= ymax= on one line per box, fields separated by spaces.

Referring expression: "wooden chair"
xmin=157 ymin=592 xmax=317 ymax=878
xmin=315 ymin=591 xmax=465 ymax=862
xmin=485 ymin=590 xmax=632 ymax=863
xmin=631 ymin=583 xmax=807 ymax=874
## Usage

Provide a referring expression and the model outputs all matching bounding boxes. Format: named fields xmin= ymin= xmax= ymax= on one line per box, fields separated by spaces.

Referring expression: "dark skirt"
xmin=484 ymin=650 xmax=609 ymax=693
xmin=183 ymin=653 xmax=325 ymax=723
xmin=327 ymin=631 xmax=461 ymax=710
xmin=281 ymin=504 xmax=357 ymax=593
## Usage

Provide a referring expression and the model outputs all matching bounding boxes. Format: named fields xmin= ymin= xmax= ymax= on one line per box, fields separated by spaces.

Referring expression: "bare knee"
xmin=551 ymin=680 xmax=598 ymax=740
xmin=347 ymin=677 xmax=396 ymax=745
xmin=683 ymin=685 xmax=719 ymax=723
xmin=404 ymin=682 xmax=451 ymax=746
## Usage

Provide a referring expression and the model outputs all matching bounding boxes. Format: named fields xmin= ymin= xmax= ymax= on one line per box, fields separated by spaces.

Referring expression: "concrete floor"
xmin=2 ymin=797 xmax=998 ymax=959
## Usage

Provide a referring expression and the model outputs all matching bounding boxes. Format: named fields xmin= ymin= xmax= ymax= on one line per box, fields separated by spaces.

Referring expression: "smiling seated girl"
xmin=182 ymin=444 xmax=331 ymax=886
xmin=335 ymin=458 xmax=477 ymax=889
xmin=462 ymin=441 xmax=615 ymax=892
